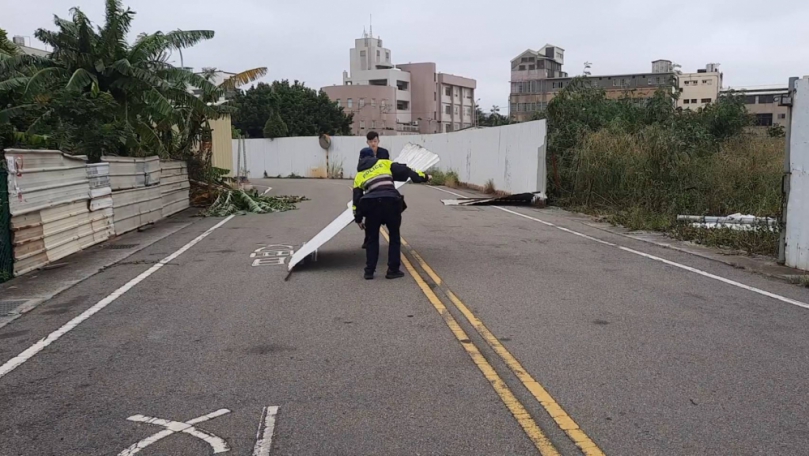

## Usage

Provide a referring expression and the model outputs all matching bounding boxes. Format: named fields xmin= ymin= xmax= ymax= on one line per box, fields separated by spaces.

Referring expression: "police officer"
xmin=353 ymin=141 xmax=430 ymax=280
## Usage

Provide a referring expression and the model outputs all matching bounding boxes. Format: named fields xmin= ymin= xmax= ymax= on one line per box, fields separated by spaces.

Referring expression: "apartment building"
xmin=322 ymin=32 xmax=476 ymax=135
xmin=677 ymin=63 xmax=722 ymax=110
xmin=509 ymin=53 xmax=675 ymax=122
xmin=721 ymin=84 xmax=789 ymax=127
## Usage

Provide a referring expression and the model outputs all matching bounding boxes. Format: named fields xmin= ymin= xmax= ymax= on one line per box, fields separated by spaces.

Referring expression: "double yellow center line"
xmin=382 ymin=230 xmax=604 ymax=456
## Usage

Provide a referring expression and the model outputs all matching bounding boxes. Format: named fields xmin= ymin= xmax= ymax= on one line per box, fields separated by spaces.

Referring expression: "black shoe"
xmin=364 ymin=271 xmax=374 ymax=280
xmin=385 ymin=270 xmax=405 ymax=279
xmin=361 ymin=241 xmax=368 ymax=249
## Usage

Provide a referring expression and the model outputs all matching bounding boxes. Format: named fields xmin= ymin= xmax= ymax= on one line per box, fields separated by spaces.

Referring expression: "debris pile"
xmin=201 ymin=189 xmax=307 ymax=217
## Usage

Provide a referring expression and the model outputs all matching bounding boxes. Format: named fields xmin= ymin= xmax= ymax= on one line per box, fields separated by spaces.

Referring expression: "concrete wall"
xmin=785 ymin=77 xmax=809 ymax=271
xmin=235 ymin=120 xmax=547 ymax=196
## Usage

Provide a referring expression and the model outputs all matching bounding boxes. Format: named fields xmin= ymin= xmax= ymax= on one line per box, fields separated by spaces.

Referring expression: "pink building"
xmin=322 ymin=32 xmax=476 ymax=136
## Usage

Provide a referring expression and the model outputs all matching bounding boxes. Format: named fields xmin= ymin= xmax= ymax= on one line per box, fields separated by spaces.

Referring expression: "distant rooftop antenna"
xmin=583 ymin=61 xmax=592 ymax=76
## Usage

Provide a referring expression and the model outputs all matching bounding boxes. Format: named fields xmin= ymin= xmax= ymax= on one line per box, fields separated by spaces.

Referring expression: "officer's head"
xmin=366 ymin=131 xmax=380 ymax=151
xmin=359 ymin=147 xmax=375 ymax=159
xmin=376 ymin=148 xmax=390 ymax=160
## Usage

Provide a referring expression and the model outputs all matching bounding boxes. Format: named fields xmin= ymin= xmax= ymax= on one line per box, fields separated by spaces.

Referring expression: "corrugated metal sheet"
xmin=288 ymin=144 xmax=440 ymax=271
xmin=4 ymin=149 xmax=90 ymax=216
xmin=111 ymin=186 xmax=162 ymax=235
xmin=11 ymin=201 xmax=113 ymax=276
xmin=159 ymin=160 xmax=190 ymax=217
xmin=210 ymin=116 xmax=234 ymax=176
xmin=786 ymin=77 xmax=809 ymax=271
xmin=103 ymin=156 xmax=161 ymax=190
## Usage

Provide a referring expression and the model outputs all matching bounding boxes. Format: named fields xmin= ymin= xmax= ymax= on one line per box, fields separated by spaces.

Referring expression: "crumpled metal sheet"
xmin=441 ymin=192 xmax=543 ymax=207
xmin=287 ymin=144 xmax=439 ymax=272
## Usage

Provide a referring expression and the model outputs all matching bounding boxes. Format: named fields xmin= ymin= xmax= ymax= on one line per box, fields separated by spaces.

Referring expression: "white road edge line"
xmin=253 ymin=406 xmax=280 ymax=456
xmin=0 ymin=215 xmax=236 ymax=380
xmin=428 ymin=186 xmax=809 ymax=311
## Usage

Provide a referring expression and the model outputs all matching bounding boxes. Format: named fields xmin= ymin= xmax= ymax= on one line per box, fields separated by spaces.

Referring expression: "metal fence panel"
xmin=786 ymin=76 xmax=809 ymax=270
xmin=0 ymin=156 xmax=12 ymax=283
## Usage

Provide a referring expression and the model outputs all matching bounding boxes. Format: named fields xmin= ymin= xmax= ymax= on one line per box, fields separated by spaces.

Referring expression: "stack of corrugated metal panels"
xmin=110 ymin=185 xmax=162 ymax=235
xmin=104 ymin=156 xmax=163 ymax=235
xmin=3 ymin=149 xmax=113 ymax=276
xmin=104 ymin=156 xmax=161 ymax=190
xmin=159 ymin=160 xmax=190 ymax=218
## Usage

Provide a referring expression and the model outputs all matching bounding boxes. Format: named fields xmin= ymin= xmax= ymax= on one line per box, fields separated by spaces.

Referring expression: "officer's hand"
xmin=426 ymin=174 xmax=433 ymax=182
xmin=357 ymin=221 xmax=366 ymax=230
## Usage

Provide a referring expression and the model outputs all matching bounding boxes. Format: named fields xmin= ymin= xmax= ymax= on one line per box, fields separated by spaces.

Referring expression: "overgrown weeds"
xmin=483 ymin=179 xmax=496 ymax=194
xmin=545 ymin=79 xmax=784 ymax=256
xmin=428 ymin=169 xmax=460 ymax=188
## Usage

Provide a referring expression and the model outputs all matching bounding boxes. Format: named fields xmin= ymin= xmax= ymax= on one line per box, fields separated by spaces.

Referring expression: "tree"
xmin=263 ymin=112 xmax=288 ymax=139
xmin=0 ymin=29 xmax=18 ymax=56
xmin=0 ymin=0 xmax=227 ymax=161
xmin=232 ymin=80 xmax=352 ymax=138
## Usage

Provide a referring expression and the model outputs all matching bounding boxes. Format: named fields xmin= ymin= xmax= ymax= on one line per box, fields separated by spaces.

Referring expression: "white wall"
xmin=785 ymin=77 xmax=809 ymax=271
xmin=235 ymin=120 xmax=547 ymax=196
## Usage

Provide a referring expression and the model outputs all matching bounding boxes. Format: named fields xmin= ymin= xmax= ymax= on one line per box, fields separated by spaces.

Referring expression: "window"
xmin=371 ymin=98 xmax=376 ymax=107
xmin=386 ymin=51 xmax=390 ymax=61
xmin=371 ymin=120 xmax=376 ymax=128
xmin=376 ymin=50 xmax=380 ymax=59
xmin=691 ymin=99 xmax=697 ymax=103
xmin=521 ymin=57 xmax=529 ymax=63
xmin=445 ymin=86 xmax=452 ymax=97
xmin=779 ymin=113 xmax=787 ymax=119
xmin=684 ymin=99 xmax=690 ymax=104
xmin=759 ymin=95 xmax=775 ymax=104
xmin=445 ymin=124 xmax=451 ymax=133
xmin=744 ymin=95 xmax=757 ymax=104
xmin=465 ymin=107 xmax=472 ymax=116
xmin=396 ymin=80 xmax=409 ymax=91
xmin=454 ymin=106 xmax=459 ymax=115
xmin=360 ymin=51 xmax=366 ymax=57
xmin=466 ymin=90 xmax=472 ymax=99
xmin=755 ymin=113 xmax=773 ymax=126
xmin=335 ymin=99 xmax=341 ymax=107
xmin=528 ymin=57 xmax=535 ymax=62
xmin=359 ymin=98 xmax=365 ymax=108
xmin=519 ymin=65 xmax=526 ymax=70
xmin=434 ymin=92 xmax=436 ymax=101
xmin=552 ymin=81 xmax=565 ymax=89
xmin=359 ymin=120 xmax=365 ymax=129
xmin=445 ymin=105 xmax=451 ymax=115
xmin=454 ymin=88 xmax=459 ymax=98
xmin=511 ymin=103 xmax=517 ymax=113
xmin=529 ymin=65 xmax=536 ymax=70
xmin=683 ymin=81 xmax=689 ymax=86
xmin=381 ymin=99 xmax=386 ymax=108
xmin=397 ymin=100 xmax=409 ymax=110
xmin=705 ymin=79 xmax=713 ymax=85
xmin=347 ymin=98 xmax=353 ymax=108
xmin=648 ymin=78 xmax=655 ymax=85
xmin=701 ymin=98 xmax=712 ymax=103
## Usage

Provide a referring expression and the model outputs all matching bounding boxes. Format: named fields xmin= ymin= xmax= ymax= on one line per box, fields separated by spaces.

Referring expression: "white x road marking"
xmin=118 ymin=409 xmax=231 ymax=456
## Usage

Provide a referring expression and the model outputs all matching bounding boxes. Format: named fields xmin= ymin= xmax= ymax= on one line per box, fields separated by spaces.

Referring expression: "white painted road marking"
xmin=251 ymin=245 xmax=294 ymax=267
xmin=430 ymin=186 xmax=809 ymax=311
xmin=0 ymin=215 xmax=235 ymax=380
xmin=119 ymin=408 xmax=231 ymax=455
xmin=252 ymin=406 xmax=280 ymax=456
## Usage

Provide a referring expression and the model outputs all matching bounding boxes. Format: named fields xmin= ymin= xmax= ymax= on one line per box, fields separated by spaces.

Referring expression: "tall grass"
xmin=556 ymin=128 xmax=784 ymax=254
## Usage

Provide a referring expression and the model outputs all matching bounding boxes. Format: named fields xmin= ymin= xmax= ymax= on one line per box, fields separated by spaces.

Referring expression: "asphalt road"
xmin=1 ymin=178 xmax=809 ymax=456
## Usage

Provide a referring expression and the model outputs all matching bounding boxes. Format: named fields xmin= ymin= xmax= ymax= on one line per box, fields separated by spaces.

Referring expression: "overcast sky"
xmin=3 ymin=0 xmax=808 ymax=112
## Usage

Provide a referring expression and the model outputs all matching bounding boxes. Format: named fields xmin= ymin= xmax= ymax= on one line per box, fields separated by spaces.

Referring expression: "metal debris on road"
xmin=287 ymin=143 xmax=440 ymax=272
xmin=441 ymin=192 xmax=543 ymax=207
xmin=677 ymin=213 xmax=778 ymax=231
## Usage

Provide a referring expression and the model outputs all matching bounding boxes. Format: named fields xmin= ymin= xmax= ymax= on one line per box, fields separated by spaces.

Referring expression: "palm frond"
xmin=0 ymin=76 xmax=31 ymax=93
xmin=219 ymin=67 xmax=267 ymax=90
xmin=65 ymin=68 xmax=97 ymax=91
xmin=0 ymin=103 xmax=38 ymax=122
xmin=161 ymin=30 xmax=215 ymax=51
xmin=25 ymin=67 xmax=65 ymax=95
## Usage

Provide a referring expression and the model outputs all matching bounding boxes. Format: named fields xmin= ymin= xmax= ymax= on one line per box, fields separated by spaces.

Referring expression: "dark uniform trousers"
xmin=360 ymin=197 xmax=404 ymax=273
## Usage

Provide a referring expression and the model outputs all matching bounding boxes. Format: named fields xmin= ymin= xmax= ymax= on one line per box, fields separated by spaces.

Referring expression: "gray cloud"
xmin=4 ymin=0 xmax=808 ymax=112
